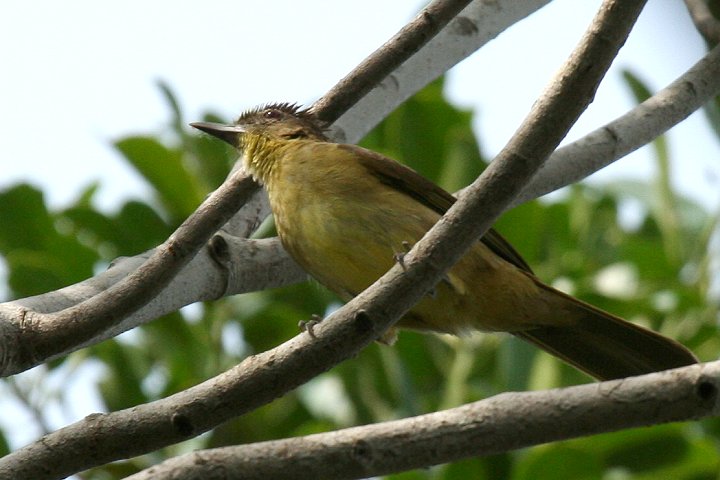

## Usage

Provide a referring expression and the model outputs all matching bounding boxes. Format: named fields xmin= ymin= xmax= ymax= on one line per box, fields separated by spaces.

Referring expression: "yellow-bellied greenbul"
xmin=192 ymin=103 xmax=697 ymax=380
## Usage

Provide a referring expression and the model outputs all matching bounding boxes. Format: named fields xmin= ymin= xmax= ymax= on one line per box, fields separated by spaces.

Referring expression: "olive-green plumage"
xmin=192 ymin=103 xmax=698 ymax=381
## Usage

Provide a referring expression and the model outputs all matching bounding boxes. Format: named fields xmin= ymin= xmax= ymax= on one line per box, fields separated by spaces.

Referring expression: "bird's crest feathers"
xmin=235 ymin=102 xmax=328 ymax=140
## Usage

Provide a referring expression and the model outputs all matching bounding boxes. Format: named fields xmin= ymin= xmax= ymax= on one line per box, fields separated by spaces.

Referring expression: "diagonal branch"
xmin=331 ymin=0 xmax=551 ymax=144
xmin=127 ymin=362 xmax=720 ymax=480
xmin=516 ymin=42 xmax=720 ymax=205
xmin=350 ymin=0 xmax=648 ymax=334
xmin=0 ymin=0 xmax=645 ymax=478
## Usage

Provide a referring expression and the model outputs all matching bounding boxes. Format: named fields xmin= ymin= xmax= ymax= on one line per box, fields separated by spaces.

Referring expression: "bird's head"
xmin=191 ymin=103 xmax=328 ymax=149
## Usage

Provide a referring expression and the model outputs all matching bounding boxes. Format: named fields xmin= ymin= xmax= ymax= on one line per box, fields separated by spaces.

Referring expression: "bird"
xmin=191 ymin=102 xmax=698 ymax=381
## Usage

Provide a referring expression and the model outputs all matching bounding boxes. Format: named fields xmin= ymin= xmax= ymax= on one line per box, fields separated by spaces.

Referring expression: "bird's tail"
xmin=515 ymin=285 xmax=698 ymax=381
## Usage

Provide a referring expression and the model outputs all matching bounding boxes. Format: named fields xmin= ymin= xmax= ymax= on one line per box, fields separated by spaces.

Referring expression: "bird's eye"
xmin=264 ymin=109 xmax=282 ymax=120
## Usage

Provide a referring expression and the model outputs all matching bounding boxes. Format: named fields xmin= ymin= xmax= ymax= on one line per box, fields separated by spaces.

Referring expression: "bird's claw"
xmin=393 ymin=241 xmax=413 ymax=271
xmin=393 ymin=252 xmax=407 ymax=271
xmin=298 ymin=314 xmax=323 ymax=338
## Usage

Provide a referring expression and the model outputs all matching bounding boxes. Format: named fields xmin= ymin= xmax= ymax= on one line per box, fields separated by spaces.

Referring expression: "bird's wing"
xmin=339 ymin=144 xmax=533 ymax=273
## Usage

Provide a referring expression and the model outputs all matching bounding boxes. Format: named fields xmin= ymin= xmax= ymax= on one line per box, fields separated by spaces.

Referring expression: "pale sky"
xmin=1 ymin=1 xmax=717 ymax=211
xmin=0 ymin=0 xmax=717 ymax=451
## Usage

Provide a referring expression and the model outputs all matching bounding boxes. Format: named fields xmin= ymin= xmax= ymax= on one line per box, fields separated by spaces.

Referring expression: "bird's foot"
xmin=298 ymin=314 xmax=323 ymax=338
xmin=393 ymin=241 xmax=413 ymax=271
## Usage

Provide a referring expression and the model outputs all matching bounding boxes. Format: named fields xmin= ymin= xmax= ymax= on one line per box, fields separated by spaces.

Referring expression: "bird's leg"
xmin=429 ymin=275 xmax=457 ymax=299
xmin=298 ymin=314 xmax=323 ymax=338
xmin=393 ymin=241 xmax=413 ymax=271
xmin=392 ymin=241 xmax=447 ymax=298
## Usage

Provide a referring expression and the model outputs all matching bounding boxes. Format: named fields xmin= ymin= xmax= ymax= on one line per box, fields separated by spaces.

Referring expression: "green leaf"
xmin=497 ymin=336 xmax=537 ymax=391
xmin=94 ymin=339 xmax=150 ymax=411
xmin=513 ymin=445 xmax=604 ymax=480
xmin=495 ymin=200 xmax=574 ymax=272
xmin=114 ymin=201 xmax=172 ymax=254
xmin=622 ymin=69 xmax=652 ymax=103
xmin=115 ymin=136 xmax=205 ymax=220
xmin=143 ymin=311 xmax=215 ymax=394
xmin=0 ymin=184 xmax=56 ymax=252
xmin=622 ymin=70 xmax=683 ymax=263
xmin=0 ymin=431 xmax=10 ymax=457
xmin=61 ymin=200 xmax=170 ymax=258
xmin=603 ymin=427 xmax=689 ymax=472
xmin=0 ymin=184 xmax=98 ymax=297
xmin=702 ymin=95 xmax=720 ymax=140
xmin=419 ymin=455 xmax=513 ymax=480
xmin=157 ymin=79 xmax=184 ymax=135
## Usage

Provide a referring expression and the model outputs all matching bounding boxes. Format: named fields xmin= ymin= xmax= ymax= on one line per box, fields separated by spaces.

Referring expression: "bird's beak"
xmin=190 ymin=122 xmax=246 ymax=146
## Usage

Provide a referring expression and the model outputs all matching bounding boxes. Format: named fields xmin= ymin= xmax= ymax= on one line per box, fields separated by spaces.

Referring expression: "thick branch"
xmin=0 ymin=1 xmax=644 ymax=478
xmin=0 ymin=237 xmax=304 ymax=349
xmin=127 ymin=362 xmax=720 ymax=480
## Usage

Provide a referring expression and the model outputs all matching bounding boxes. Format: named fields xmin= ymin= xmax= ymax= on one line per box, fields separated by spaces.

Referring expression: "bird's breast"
xmin=269 ymin=164 xmax=429 ymax=299
xmin=263 ymin=141 xmax=556 ymax=335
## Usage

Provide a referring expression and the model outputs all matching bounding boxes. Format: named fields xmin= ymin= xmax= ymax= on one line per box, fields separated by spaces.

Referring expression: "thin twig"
xmin=6 ymin=378 xmax=52 ymax=435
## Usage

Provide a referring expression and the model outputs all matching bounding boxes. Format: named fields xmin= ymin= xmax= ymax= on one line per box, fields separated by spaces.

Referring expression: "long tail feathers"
xmin=515 ymin=287 xmax=698 ymax=381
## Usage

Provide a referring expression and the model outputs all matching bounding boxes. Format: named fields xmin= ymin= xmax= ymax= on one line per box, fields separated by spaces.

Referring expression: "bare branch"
xmin=208 ymin=235 xmax=307 ymax=295
xmin=516 ymin=42 xmax=720 ymax=205
xmin=0 ymin=1 xmax=645 ymax=477
xmin=127 ymin=362 xmax=720 ymax=480
xmin=0 ymin=236 xmax=305 ymax=359
xmin=0 ymin=304 xmax=386 ymax=480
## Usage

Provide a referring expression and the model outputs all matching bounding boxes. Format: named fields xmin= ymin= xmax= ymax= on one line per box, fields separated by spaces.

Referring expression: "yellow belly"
xmin=264 ymin=142 xmax=558 ymax=336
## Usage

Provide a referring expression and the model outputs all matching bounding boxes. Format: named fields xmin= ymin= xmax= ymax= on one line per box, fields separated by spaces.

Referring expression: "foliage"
xmin=0 ymin=77 xmax=718 ymax=479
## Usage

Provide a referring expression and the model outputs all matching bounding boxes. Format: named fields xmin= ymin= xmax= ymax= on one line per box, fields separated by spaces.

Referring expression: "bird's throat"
xmin=240 ymin=134 xmax=281 ymax=186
